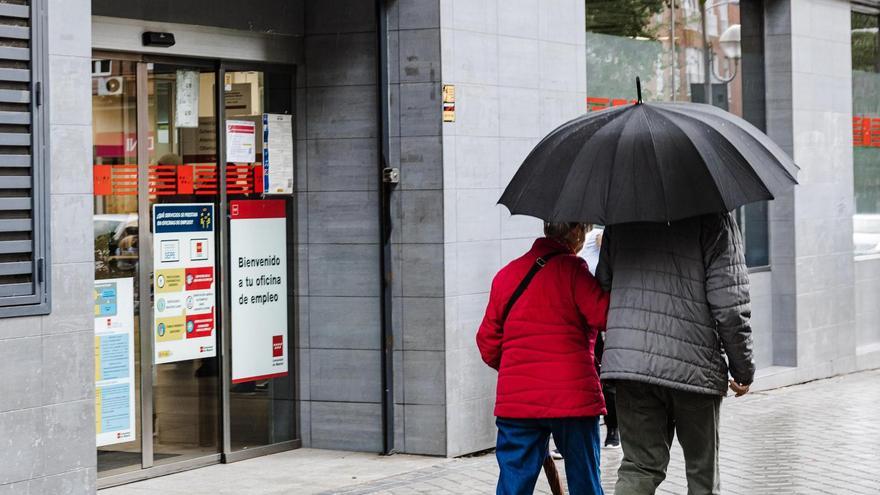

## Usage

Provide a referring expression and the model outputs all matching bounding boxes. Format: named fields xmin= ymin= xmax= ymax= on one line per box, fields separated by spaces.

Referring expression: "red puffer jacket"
xmin=476 ymin=237 xmax=609 ymax=418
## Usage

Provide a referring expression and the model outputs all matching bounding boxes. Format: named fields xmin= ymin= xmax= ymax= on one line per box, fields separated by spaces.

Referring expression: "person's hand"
xmin=729 ymin=379 xmax=750 ymax=397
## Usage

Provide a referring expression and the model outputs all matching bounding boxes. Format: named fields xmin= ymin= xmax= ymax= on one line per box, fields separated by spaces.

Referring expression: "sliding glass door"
xmin=92 ymin=55 xmax=297 ymax=484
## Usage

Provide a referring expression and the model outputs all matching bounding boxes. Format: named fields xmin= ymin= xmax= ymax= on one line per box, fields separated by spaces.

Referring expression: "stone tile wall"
xmin=439 ymin=0 xmax=587 ymax=457
xmin=0 ymin=0 xmax=96 ymax=492
xmin=297 ymin=0 xmax=447 ymax=455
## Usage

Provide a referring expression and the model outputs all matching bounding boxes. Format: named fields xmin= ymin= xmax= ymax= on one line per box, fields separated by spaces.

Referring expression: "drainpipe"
xmin=376 ymin=0 xmax=397 ymax=456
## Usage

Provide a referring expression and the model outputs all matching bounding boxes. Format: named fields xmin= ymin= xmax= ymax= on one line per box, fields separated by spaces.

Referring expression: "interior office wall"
xmin=440 ymin=0 xmax=588 ymax=457
xmin=0 ymin=0 xmax=97 ymax=492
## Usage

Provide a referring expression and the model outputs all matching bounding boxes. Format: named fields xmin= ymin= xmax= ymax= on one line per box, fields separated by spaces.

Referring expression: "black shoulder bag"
xmin=500 ymin=252 xmax=563 ymax=327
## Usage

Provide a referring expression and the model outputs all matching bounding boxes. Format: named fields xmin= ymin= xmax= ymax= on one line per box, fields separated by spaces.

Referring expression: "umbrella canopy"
xmin=499 ymin=98 xmax=798 ymax=225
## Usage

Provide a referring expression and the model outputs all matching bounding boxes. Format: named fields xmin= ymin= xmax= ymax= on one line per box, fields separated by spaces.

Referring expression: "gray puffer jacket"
xmin=596 ymin=212 xmax=755 ymax=396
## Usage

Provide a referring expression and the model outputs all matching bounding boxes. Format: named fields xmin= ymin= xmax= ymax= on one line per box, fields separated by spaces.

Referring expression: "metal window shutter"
xmin=0 ymin=0 xmax=48 ymax=311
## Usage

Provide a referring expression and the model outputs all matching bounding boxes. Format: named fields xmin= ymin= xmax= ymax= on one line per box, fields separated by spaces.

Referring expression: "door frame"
xmin=94 ymin=52 xmax=299 ymax=489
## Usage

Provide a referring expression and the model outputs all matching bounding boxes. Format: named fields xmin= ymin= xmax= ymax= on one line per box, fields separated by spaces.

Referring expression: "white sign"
xmin=226 ymin=120 xmax=256 ymax=163
xmin=175 ymin=70 xmax=200 ymax=128
xmin=230 ymin=200 xmax=289 ymax=383
xmin=263 ymin=113 xmax=294 ymax=194
xmin=153 ymin=203 xmax=217 ymax=364
xmin=94 ymin=278 xmax=136 ymax=447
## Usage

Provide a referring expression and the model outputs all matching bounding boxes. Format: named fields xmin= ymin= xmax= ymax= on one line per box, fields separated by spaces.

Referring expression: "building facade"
xmin=0 ymin=0 xmax=878 ymax=492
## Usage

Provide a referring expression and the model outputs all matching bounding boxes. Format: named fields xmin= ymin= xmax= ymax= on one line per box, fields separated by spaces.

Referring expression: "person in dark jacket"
xmin=596 ymin=212 xmax=755 ymax=495
xmin=477 ymin=222 xmax=610 ymax=495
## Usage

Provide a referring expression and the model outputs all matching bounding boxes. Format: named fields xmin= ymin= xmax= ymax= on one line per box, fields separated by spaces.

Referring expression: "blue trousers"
xmin=496 ymin=417 xmax=604 ymax=495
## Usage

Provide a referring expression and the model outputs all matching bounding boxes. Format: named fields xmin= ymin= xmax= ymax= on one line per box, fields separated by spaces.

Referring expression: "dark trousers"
xmin=614 ymin=381 xmax=722 ymax=495
xmin=496 ymin=417 xmax=604 ymax=495
xmin=603 ymin=383 xmax=617 ymax=429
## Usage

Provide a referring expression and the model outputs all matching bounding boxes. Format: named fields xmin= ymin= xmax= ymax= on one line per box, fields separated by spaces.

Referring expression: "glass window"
xmin=93 ymin=60 xmax=142 ymax=476
xmin=225 ymin=70 xmax=297 ymax=452
xmin=147 ymin=63 xmax=222 ymax=464
xmin=585 ymin=0 xmax=770 ymax=267
xmin=852 ymin=9 xmax=880 ymax=257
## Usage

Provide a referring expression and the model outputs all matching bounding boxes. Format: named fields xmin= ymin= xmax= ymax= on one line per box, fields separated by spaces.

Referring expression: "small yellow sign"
xmin=156 ymin=316 xmax=186 ymax=342
xmin=442 ymin=84 xmax=456 ymax=123
xmin=155 ymin=269 xmax=184 ymax=293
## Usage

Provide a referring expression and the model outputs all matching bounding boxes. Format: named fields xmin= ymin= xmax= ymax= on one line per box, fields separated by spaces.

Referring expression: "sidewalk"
xmin=104 ymin=369 xmax=880 ymax=495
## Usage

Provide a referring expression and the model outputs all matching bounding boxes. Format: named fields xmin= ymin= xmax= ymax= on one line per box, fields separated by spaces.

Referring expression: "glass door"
xmin=93 ymin=59 xmax=142 ymax=477
xmin=93 ymin=57 xmax=298 ymax=482
xmin=222 ymin=68 xmax=297 ymax=455
xmin=146 ymin=62 xmax=222 ymax=465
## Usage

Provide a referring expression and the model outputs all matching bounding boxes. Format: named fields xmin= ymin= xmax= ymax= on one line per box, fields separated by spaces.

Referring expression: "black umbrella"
xmin=499 ymin=79 xmax=798 ymax=225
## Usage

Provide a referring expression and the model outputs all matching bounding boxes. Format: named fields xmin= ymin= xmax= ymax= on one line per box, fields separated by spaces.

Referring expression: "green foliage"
xmin=585 ymin=0 xmax=668 ymax=39
xmin=586 ymin=32 xmax=663 ymax=100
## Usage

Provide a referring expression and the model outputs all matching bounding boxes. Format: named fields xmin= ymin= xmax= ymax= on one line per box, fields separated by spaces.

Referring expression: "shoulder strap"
xmin=500 ymin=251 xmax=563 ymax=326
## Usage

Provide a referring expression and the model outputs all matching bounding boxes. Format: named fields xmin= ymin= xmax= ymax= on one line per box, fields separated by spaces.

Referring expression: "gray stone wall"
xmin=388 ymin=0 xmax=447 ymax=456
xmin=0 ymin=0 xmax=96 ymax=492
xmin=439 ymin=0 xmax=587 ymax=457
xmin=757 ymin=0 xmax=880 ymax=388
xmin=750 ymin=271 xmax=774 ymax=369
xmin=296 ymin=0 xmax=447 ymax=455
xmin=763 ymin=0 xmax=799 ymax=369
xmin=295 ymin=0 xmax=383 ymax=452
xmin=786 ymin=0 xmax=857 ymax=373
xmin=855 ymin=258 xmax=880 ymax=351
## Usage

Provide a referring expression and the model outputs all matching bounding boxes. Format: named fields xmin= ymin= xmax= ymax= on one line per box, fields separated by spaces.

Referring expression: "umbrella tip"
xmin=636 ymin=77 xmax=642 ymax=104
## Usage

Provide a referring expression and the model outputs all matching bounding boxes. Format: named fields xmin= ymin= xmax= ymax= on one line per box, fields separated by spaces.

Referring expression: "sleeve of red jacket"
xmin=572 ymin=257 xmax=609 ymax=331
xmin=476 ymin=274 xmax=504 ymax=370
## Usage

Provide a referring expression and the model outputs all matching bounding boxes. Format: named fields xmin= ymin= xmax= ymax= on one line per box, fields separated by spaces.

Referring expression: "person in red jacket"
xmin=477 ymin=222 xmax=610 ymax=495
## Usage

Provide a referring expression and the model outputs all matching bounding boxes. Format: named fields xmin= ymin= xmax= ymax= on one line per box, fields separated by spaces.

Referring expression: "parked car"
xmin=94 ymin=214 xmax=139 ymax=277
xmin=854 ymin=214 xmax=880 ymax=256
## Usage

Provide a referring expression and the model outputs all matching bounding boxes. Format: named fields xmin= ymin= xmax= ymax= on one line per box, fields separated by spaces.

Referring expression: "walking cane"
xmin=543 ymin=455 xmax=565 ymax=495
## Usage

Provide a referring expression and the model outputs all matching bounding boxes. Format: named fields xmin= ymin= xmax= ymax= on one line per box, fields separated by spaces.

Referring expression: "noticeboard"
xmin=152 ymin=203 xmax=217 ymax=364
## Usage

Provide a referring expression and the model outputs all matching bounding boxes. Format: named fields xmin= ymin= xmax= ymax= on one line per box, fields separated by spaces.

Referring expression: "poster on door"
xmin=226 ymin=120 xmax=256 ymax=163
xmin=262 ymin=113 xmax=294 ymax=194
xmin=153 ymin=203 xmax=217 ymax=364
xmin=230 ymin=200 xmax=288 ymax=383
xmin=94 ymin=277 xmax=136 ymax=447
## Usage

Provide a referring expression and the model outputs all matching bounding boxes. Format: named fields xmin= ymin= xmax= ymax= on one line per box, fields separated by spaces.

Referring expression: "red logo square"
xmin=272 ymin=335 xmax=284 ymax=357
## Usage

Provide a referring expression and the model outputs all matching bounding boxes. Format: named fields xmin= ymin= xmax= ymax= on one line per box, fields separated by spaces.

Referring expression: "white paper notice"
xmin=262 ymin=114 xmax=294 ymax=194
xmin=94 ymin=277 xmax=136 ymax=447
xmin=230 ymin=200 xmax=289 ymax=383
xmin=226 ymin=120 xmax=256 ymax=163
xmin=175 ymin=70 xmax=200 ymax=128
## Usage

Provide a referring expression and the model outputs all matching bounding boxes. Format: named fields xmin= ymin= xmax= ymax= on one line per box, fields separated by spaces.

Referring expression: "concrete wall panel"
xmin=440 ymin=0 xmax=586 ymax=456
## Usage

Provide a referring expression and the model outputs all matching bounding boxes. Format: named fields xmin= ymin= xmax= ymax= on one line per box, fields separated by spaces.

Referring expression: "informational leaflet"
xmin=226 ymin=120 xmax=256 ymax=163
xmin=153 ymin=203 xmax=217 ymax=364
xmin=230 ymin=200 xmax=288 ymax=383
xmin=262 ymin=113 xmax=294 ymax=194
xmin=175 ymin=69 xmax=200 ymax=128
xmin=94 ymin=277 xmax=136 ymax=447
